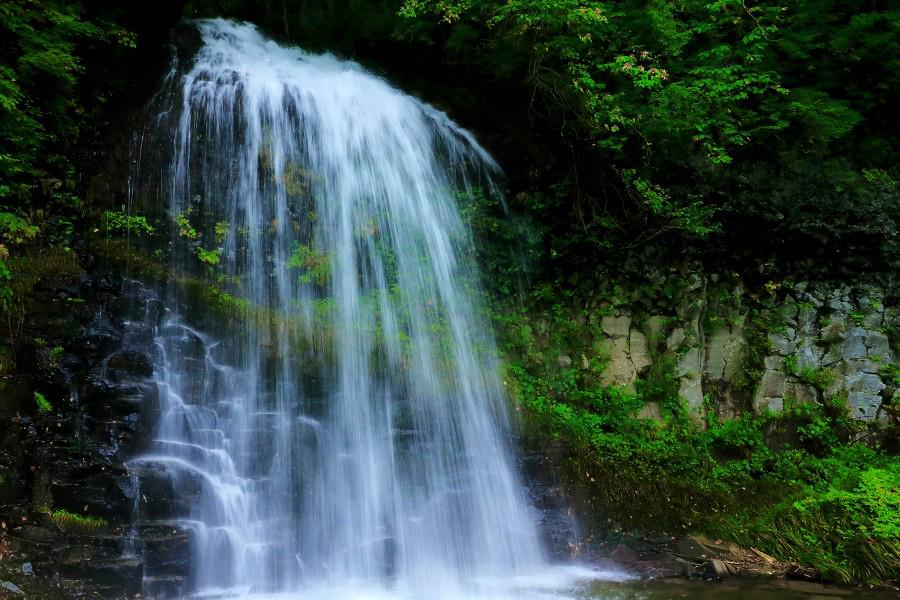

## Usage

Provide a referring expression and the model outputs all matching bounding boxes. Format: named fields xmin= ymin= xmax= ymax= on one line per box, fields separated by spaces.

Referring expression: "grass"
xmin=49 ymin=509 xmax=109 ymax=535
xmin=509 ymin=359 xmax=900 ymax=584
xmin=34 ymin=391 xmax=52 ymax=414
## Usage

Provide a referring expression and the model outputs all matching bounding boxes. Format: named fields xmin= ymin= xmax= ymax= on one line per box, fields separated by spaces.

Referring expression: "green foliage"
xmin=880 ymin=364 xmax=900 ymax=389
xmin=783 ymin=355 xmax=798 ymax=374
xmin=87 ymin=237 xmax=168 ymax=281
xmin=715 ymin=456 xmax=900 ymax=583
xmin=400 ymin=0 xmax=900 ymax=273
xmin=2 ymin=246 xmax=81 ymax=318
xmin=34 ymin=391 xmax=52 ymax=414
xmin=500 ymin=277 xmax=897 ymax=583
xmin=175 ymin=212 xmax=198 ymax=240
xmin=511 ymin=353 xmax=899 ymax=581
xmin=0 ymin=244 xmax=12 ymax=314
xmin=0 ymin=0 xmax=138 ymax=324
xmin=49 ymin=345 xmax=63 ymax=367
xmin=214 ymin=221 xmax=229 ymax=243
xmin=287 ymin=243 xmax=330 ymax=286
xmin=0 ymin=0 xmax=134 ymax=208
xmin=180 ymin=277 xmax=251 ymax=319
xmin=635 ymin=352 xmax=680 ymax=414
xmin=102 ymin=209 xmax=154 ymax=236
xmin=0 ymin=212 xmax=40 ymax=242
xmin=196 ymin=246 xmax=222 ymax=266
xmin=49 ymin=509 xmax=108 ymax=534
xmin=848 ymin=310 xmax=866 ymax=327
xmin=456 ymin=188 xmax=541 ymax=297
xmin=798 ymin=366 xmax=837 ymax=391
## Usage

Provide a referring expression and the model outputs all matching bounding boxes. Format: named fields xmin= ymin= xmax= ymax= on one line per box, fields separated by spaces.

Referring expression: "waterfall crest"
xmin=130 ymin=18 xmax=551 ymax=598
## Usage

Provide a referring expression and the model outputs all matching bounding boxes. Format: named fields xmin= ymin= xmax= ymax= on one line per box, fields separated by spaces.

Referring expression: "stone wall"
xmin=546 ymin=276 xmax=898 ymax=428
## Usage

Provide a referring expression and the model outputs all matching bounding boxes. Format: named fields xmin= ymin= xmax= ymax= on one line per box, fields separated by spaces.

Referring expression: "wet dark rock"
xmin=142 ymin=574 xmax=186 ymax=599
xmin=632 ymin=557 xmax=694 ymax=579
xmin=707 ymin=558 xmax=730 ymax=580
xmin=84 ymin=558 xmax=143 ymax=597
xmin=0 ymin=264 xmax=178 ymax=597
xmin=520 ymin=443 xmax=581 ymax=560
xmin=105 ymin=350 xmax=154 ymax=381
xmin=82 ymin=310 xmax=123 ymax=356
xmin=609 ymin=544 xmax=640 ymax=563
xmin=15 ymin=525 xmax=55 ymax=544
xmin=140 ymin=523 xmax=190 ymax=576
xmin=173 ymin=21 xmax=204 ymax=63
xmin=50 ymin=470 xmax=133 ymax=521
xmin=132 ymin=465 xmax=203 ymax=519
xmin=81 ymin=379 xmax=153 ymax=421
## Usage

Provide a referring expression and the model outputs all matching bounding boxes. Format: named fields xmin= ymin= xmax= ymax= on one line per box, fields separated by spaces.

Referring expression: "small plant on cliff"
xmin=783 ymin=355 xmax=798 ymax=374
xmin=102 ymin=209 xmax=154 ymax=236
xmin=49 ymin=345 xmax=63 ymax=368
xmin=214 ymin=221 xmax=229 ymax=243
xmin=287 ymin=243 xmax=330 ymax=286
xmin=196 ymin=246 xmax=222 ymax=266
xmin=33 ymin=391 xmax=52 ymax=414
xmin=880 ymin=364 xmax=900 ymax=388
xmin=175 ymin=211 xmax=198 ymax=240
xmin=798 ymin=367 xmax=837 ymax=391
xmin=49 ymin=509 xmax=108 ymax=535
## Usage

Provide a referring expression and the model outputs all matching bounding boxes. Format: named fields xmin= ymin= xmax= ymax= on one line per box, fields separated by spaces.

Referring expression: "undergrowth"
xmin=507 ymin=359 xmax=900 ymax=584
xmin=49 ymin=509 xmax=109 ymax=535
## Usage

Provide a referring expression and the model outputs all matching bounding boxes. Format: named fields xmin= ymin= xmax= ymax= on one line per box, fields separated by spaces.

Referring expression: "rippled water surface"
xmin=586 ymin=579 xmax=897 ymax=600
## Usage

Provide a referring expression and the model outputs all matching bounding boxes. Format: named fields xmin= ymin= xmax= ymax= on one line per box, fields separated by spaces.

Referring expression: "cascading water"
xmin=128 ymin=18 xmax=613 ymax=599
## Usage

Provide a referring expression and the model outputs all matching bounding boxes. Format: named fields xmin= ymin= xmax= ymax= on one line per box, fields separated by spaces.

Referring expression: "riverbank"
xmin=502 ymin=266 xmax=899 ymax=588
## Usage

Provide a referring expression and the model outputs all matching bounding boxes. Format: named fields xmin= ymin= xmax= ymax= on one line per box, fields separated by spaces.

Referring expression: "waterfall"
xmin=127 ymin=18 xmax=605 ymax=599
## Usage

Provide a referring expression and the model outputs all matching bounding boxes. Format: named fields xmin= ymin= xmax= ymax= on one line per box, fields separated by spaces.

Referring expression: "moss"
xmin=798 ymin=366 xmax=838 ymax=391
xmin=34 ymin=391 xmax=52 ymax=414
xmin=49 ymin=509 xmax=109 ymax=535
xmin=87 ymin=237 xmax=168 ymax=281
xmin=6 ymin=246 xmax=81 ymax=301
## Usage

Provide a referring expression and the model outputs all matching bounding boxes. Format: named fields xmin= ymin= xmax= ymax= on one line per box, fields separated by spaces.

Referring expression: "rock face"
xmin=0 ymin=271 xmax=187 ymax=598
xmin=528 ymin=276 xmax=898 ymax=430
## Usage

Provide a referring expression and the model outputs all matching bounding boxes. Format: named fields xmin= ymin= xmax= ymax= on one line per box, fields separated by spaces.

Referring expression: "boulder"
xmin=705 ymin=326 xmax=745 ymax=381
xmin=666 ymin=327 xmax=686 ymax=352
xmin=865 ymin=331 xmax=891 ymax=358
xmin=842 ymin=328 xmax=868 ymax=360
xmin=600 ymin=338 xmax=636 ymax=391
xmin=847 ymin=392 xmax=882 ymax=420
xmin=629 ymin=330 xmax=651 ymax=372
xmin=601 ymin=314 xmax=631 ymax=338
xmin=794 ymin=340 xmax=821 ymax=372
xmin=768 ymin=330 xmax=796 ymax=356
xmin=755 ymin=370 xmax=785 ymax=401
xmin=845 ymin=372 xmax=886 ymax=395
